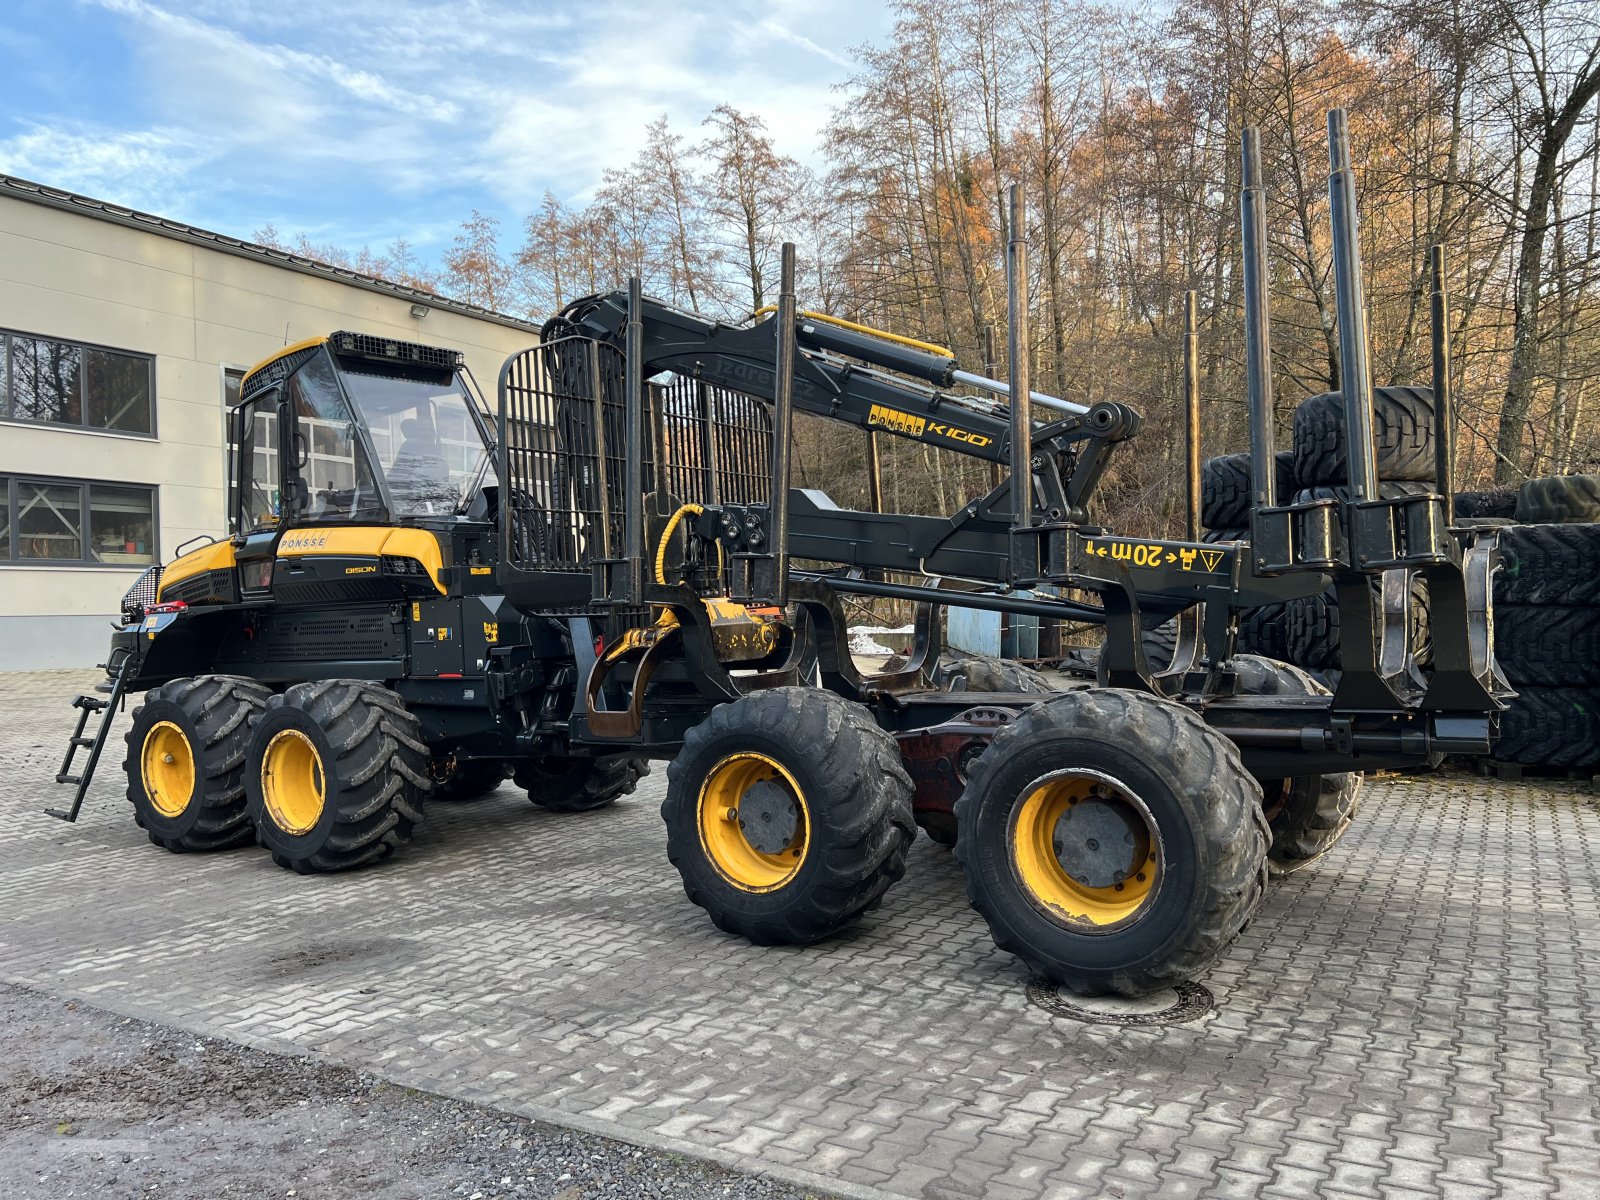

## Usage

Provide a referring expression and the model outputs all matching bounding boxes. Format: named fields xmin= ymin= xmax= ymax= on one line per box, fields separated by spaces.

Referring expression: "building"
xmin=0 ymin=174 xmax=539 ymax=670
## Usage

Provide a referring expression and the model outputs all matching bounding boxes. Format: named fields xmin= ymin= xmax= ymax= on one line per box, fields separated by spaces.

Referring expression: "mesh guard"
xmin=120 ymin=565 xmax=163 ymax=623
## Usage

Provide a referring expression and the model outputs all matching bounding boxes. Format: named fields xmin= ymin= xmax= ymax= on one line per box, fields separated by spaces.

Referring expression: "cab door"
xmin=232 ymin=385 xmax=287 ymax=596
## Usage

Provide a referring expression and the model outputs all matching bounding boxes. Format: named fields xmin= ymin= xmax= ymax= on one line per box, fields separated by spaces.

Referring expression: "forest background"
xmin=259 ymin=0 xmax=1600 ymax=536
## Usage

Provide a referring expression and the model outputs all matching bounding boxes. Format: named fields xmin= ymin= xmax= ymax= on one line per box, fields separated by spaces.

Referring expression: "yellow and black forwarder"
xmin=55 ymin=113 xmax=1506 ymax=996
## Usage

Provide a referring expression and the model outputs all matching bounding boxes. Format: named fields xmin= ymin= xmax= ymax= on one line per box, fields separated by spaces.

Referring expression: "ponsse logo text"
xmin=868 ymin=404 xmax=992 ymax=448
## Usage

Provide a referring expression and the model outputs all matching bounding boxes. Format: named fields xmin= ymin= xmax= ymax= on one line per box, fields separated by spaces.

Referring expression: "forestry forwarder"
xmin=53 ymin=112 xmax=1507 ymax=996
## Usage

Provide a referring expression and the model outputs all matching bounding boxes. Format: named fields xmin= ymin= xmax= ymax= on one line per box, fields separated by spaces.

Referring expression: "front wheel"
xmin=954 ymin=688 xmax=1267 ymax=997
xmin=245 ymin=680 xmax=430 ymax=873
xmin=124 ymin=675 xmax=272 ymax=852
xmin=662 ymin=688 xmax=915 ymax=944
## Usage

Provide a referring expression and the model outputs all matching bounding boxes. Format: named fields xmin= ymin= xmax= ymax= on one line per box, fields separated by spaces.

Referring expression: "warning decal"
xmin=1082 ymin=538 xmax=1231 ymax=574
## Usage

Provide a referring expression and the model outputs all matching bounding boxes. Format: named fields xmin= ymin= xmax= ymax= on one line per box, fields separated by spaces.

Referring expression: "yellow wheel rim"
xmin=261 ymin=729 xmax=326 ymax=836
xmin=141 ymin=721 xmax=195 ymax=818
xmin=1010 ymin=771 xmax=1159 ymax=930
xmin=696 ymin=752 xmax=809 ymax=892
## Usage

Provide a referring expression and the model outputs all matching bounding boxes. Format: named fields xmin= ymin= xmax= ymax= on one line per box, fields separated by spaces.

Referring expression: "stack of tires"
xmin=1280 ymin=388 xmax=1437 ymax=682
xmin=1199 ymin=386 xmax=1439 ymax=677
xmin=1490 ymin=476 xmax=1600 ymax=772
xmin=1199 ymin=450 xmax=1296 ymax=660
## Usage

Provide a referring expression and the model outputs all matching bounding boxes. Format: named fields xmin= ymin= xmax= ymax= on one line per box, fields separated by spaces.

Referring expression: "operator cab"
xmin=232 ymin=332 xmax=493 ymax=538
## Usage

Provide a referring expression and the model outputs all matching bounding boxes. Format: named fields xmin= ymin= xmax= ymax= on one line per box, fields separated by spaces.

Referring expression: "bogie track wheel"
xmin=513 ymin=755 xmax=649 ymax=812
xmin=662 ymin=688 xmax=915 ymax=944
xmin=124 ymin=675 xmax=272 ymax=852
xmin=245 ymin=680 xmax=430 ymax=873
xmin=954 ymin=688 xmax=1268 ymax=997
xmin=430 ymin=757 xmax=509 ymax=802
xmin=1232 ymin=656 xmax=1363 ymax=876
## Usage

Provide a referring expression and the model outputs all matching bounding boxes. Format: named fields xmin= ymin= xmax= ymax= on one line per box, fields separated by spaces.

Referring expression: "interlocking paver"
xmin=2 ymin=667 xmax=1596 ymax=1200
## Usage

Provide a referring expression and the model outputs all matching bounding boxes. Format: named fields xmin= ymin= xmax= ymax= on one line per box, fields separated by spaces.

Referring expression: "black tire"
xmin=1237 ymin=603 xmax=1289 ymax=662
xmin=1493 ymin=687 xmax=1600 ymax=769
xmin=1285 ymin=572 xmax=1430 ymax=671
xmin=1494 ymin=604 xmax=1600 ymax=688
xmin=1495 ymin=524 xmax=1600 ymax=606
xmin=1139 ymin=619 xmax=1180 ymax=671
xmin=943 ymin=654 xmax=1057 ymax=694
xmin=1515 ymin=474 xmax=1600 ymax=524
xmin=512 ymin=755 xmax=649 ymax=812
xmin=662 ymin=687 xmax=915 ymax=944
xmin=431 ymin=758 xmax=509 ymax=802
xmin=1293 ymin=386 xmax=1436 ymax=486
xmin=881 ymin=651 xmax=1058 ymax=695
xmin=1232 ymin=656 xmax=1363 ymax=875
xmin=1201 ymin=451 xmax=1296 ymax=529
xmin=953 ymin=688 xmax=1267 ymax=997
xmin=918 ymin=813 xmax=959 ymax=847
xmin=245 ymin=680 xmax=429 ymax=873
xmin=124 ymin=675 xmax=272 ymax=853
xmin=1201 ymin=527 xmax=1246 ymax=544
xmin=1455 ymin=489 xmax=1518 ymax=520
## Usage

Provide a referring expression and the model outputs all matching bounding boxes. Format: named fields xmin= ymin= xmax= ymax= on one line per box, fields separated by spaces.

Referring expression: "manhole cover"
xmin=1026 ymin=978 xmax=1213 ymax=1026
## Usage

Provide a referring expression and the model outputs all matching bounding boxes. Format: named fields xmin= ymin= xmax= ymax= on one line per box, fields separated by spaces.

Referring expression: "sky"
xmin=0 ymin=0 xmax=894 ymax=263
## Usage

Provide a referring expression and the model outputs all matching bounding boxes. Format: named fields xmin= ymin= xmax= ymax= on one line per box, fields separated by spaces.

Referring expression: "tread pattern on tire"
xmin=1237 ymin=603 xmax=1289 ymax=662
xmin=1285 ymin=572 xmax=1430 ymax=671
xmin=1495 ymin=524 xmax=1600 ymax=606
xmin=1201 ymin=451 xmax=1296 ymax=529
xmin=1231 ymin=655 xmax=1362 ymax=873
xmin=1493 ymin=686 xmax=1600 ymax=769
xmin=1493 ymin=604 xmax=1600 ymax=688
xmin=881 ymin=651 xmax=1058 ymax=695
xmin=1293 ymin=386 xmax=1436 ymax=486
xmin=125 ymin=675 xmax=272 ymax=852
xmin=953 ymin=688 xmax=1267 ymax=997
xmin=1515 ymin=474 xmax=1600 ymax=524
xmin=662 ymin=687 xmax=915 ymax=945
xmin=1454 ymin=489 xmax=1518 ymax=520
xmin=513 ymin=755 xmax=649 ymax=811
xmin=252 ymin=679 xmax=430 ymax=873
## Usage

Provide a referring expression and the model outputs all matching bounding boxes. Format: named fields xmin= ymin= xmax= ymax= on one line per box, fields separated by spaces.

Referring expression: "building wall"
xmin=0 ymin=195 xmax=536 ymax=670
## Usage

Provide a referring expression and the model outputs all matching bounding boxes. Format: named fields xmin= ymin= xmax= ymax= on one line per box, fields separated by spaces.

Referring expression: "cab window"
xmin=288 ymin=354 xmax=383 ymax=521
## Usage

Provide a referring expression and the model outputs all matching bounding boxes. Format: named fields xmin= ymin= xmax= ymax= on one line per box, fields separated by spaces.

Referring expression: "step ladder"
xmin=47 ymin=656 xmax=134 ymax=823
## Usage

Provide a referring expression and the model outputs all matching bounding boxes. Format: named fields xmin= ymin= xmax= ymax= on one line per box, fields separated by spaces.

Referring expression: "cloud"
xmin=8 ymin=0 xmax=891 ymax=255
xmin=0 ymin=122 xmax=214 ymax=215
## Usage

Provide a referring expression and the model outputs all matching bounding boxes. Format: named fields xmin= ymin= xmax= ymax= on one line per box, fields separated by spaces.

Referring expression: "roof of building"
xmin=0 ymin=172 xmax=540 ymax=334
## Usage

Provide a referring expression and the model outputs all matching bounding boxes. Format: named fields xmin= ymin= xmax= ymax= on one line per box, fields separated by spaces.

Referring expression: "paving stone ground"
xmin=2 ymin=668 xmax=1598 ymax=1200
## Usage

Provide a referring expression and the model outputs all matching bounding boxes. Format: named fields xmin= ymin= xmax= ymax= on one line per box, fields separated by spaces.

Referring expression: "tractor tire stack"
xmin=1281 ymin=388 xmax=1437 ymax=682
xmin=1200 ymin=450 xmax=1295 ymax=660
xmin=1490 ymin=521 xmax=1600 ymax=772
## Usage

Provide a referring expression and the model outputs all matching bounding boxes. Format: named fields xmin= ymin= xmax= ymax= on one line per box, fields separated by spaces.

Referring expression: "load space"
xmin=56 ymin=109 xmax=1504 ymax=998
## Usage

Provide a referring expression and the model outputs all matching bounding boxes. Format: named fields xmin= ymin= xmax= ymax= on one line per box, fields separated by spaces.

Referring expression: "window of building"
xmin=0 ymin=475 xmax=157 ymax=565
xmin=1 ymin=329 xmax=154 ymax=436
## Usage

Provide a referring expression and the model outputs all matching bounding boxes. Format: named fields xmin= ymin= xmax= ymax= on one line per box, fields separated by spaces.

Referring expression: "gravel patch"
xmin=0 ymin=983 xmax=833 ymax=1200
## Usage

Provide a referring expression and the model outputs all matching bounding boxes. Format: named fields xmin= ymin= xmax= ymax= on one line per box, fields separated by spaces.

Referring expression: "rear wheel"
xmin=124 ymin=675 xmax=271 ymax=852
xmin=513 ymin=756 xmax=649 ymax=812
xmin=954 ymin=688 xmax=1267 ymax=997
xmin=662 ymin=688 xmax=915 ymax=944
xmin=245 ymin=680 xmax=429 ymax=873
xmin=1232 ymin=656 xmax=1363 ymax=876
